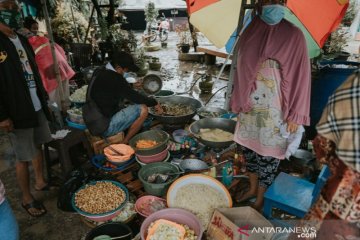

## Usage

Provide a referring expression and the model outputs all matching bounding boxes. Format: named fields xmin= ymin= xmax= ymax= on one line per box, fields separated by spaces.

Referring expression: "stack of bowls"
xmin=129 ymin=130 xmax=170 ymax=166
xmin=104 ymin=144 xmax=135 ymax=166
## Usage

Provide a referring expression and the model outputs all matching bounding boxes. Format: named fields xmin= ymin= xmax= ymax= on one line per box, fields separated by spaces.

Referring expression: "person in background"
xmin=0 ymin=0 xmax=51 ymax=217
xmin=23 ymin=16 xmax=38 ymax=35
xmin=159 ymin=17 xmax=170 ymax=32
xmin=20 ymin=17 xmax=75 ymax=112
xmin=288 ymin=70 xmax=360 ymax=239
xmin=90 ymin=51 xmax=163 ymax=143
xmin=230 ymin=0 xmax=311 ymax=211
xmin=0 ymin=178 xmax=19 ymax=240
xmin=291 ymin=72 xmax=360 ymax=239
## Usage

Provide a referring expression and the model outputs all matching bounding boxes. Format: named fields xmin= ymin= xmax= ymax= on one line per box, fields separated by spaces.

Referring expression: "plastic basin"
xmin=86 ymin=222 xmax=132 ymax=240
xmin=135 ymin=148 xmax=168 ymax=164
xmin=140 ymin=208 xmax=203 ymax=240
xmin=138 ymin=162 xmax=179 ymax=197
xmin=129 ymin=130 xmax=169 ymax=156
xmin=135 ymin=195 xmax=167 ymax=217
xmin=172 ymin=129 xmax=189 ymax=143
xmin=135 ymin=152 xmax=170 ymax=167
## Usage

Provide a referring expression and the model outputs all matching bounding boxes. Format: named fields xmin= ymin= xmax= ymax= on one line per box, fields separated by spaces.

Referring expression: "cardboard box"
xmin=207 ymin=207 xmax=274 ymax=240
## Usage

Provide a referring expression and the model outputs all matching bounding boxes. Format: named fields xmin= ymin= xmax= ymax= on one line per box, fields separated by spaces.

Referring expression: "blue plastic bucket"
xmin=310 ymin=61 xmax=359 ymax=127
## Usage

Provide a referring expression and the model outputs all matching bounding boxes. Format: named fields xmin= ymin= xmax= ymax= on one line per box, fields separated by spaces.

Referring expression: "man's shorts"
xmin=8 ymin=110 xmax=52 ymax=162
xmin=104 ymin=104 xmax=142 ymax=137
xmin=241 ymin=146 xmax=280 ymax=188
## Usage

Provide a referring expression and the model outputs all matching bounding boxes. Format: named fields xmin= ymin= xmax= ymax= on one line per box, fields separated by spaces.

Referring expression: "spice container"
xmin=222 ymin=162 xmax=233 ymax=186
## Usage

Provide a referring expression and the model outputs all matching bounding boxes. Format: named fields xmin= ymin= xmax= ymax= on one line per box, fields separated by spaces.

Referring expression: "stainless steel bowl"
xmin=142 ymin=74 xmax=163 ymax=95
xmin=129 ymin=130 xmax=169 ymax=156
xmin=189 ymin=118 xmax=236 ymax=149
xmin=197 ymin=106 xmax=228 ymax=119
xmin=149 ymin=96 xmax=202 ymax=125
xmin=179 ymin=159 xmax=209 ymax=172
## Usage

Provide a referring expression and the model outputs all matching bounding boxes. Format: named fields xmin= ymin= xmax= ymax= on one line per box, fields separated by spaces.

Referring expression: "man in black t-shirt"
xmin=91 ymin=51 xmax=162 ymax=143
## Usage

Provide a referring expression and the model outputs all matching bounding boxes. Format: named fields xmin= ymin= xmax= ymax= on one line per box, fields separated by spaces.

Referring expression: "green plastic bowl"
xmin=138 ymin=162 xmax=179 ymax=197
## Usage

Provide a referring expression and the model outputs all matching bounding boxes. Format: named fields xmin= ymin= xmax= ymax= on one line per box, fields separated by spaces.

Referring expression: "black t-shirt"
xmin=90 ymin=69 xmax=157 ymax=118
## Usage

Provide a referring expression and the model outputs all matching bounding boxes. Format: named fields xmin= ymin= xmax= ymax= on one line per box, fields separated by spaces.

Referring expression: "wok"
xmin=149 ymin=96 xmax=202 ymax=125
xmin=189 ymin=118 xmax=236 ymax=149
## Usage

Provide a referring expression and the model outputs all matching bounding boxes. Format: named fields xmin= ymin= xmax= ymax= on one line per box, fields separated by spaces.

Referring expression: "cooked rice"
xmin=172 ymin=183 xmax=228 ymax=229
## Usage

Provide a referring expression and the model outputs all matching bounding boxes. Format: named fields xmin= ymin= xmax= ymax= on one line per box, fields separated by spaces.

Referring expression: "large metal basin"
xmin=189 ymin=118 xmax=236 ymax=149
xmin=149 ymin=96 xmax=202 ymax=125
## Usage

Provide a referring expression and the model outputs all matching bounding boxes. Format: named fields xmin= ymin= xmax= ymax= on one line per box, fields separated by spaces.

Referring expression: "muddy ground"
xmin=0 ymin=31 xmax=231 ymax=240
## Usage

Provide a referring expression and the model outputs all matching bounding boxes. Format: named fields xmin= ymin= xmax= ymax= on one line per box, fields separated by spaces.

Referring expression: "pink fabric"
xmin=0 ymin=179 xmax=5 ymax=205
xmin=230 ymin=17 xmax=311 ymax=126
xmin=28 ymin=36 xmax=75 ymax=94
xmin=234 ymin=60 xmax=288 ymax=159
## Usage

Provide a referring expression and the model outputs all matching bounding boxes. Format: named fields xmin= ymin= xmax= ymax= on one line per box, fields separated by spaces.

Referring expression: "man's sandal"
xmin=22 ymin=200 xmax=47 ymax=217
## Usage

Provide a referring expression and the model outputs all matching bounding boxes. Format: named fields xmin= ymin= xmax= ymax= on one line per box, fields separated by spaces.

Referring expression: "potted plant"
xmin=322 ymin=26 xmax=349 ymax=60
xmin=175 ymin=23 xmax=191 ymax=53
xmin=149 ymin=57 xmax=162 ymax=71
xmin=161 ymin=42 xmax=168 ymax=48
xmin=134 ymin=48 xmax=149 ymax=77
xmin=341 ymin=0 xmax=356 ymax=27
xmin=144 ymin=1 xmax=158 ymax=45
xmin=198 ymin=72 xmax=214 ymax=94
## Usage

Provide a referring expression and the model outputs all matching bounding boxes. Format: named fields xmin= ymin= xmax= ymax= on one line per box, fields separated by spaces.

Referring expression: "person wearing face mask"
xmin=18 ymin=17 xmax=75 ymax=112
xmin=89 ymin=51 xmax=163 ymax=144
xmin=230 ymin=0 xmax=311 ymax=211
xmin=0 ymin=0 xmax=51 ymax=217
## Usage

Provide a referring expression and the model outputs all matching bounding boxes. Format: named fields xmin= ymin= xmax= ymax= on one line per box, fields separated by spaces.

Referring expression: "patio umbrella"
xmin=186 ymin=0 xmax=349 ymax=58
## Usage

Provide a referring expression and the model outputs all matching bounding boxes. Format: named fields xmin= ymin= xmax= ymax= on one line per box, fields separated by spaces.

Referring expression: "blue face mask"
xmin=123 ymin=72 xmax=130 ymax=78
xmin=260 ymin=5 xmax=285 ymax=25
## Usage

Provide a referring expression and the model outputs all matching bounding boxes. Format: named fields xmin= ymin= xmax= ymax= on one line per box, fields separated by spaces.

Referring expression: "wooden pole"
xmin=84 ymin=6 xmax=95 ymax=43
xmin=187 ymin=12 xmax=198 ymax=51
xmin=69 ymin=0 xmax=81 ymax=42
xmin=224 ymin=0 xmax=257 ymax=110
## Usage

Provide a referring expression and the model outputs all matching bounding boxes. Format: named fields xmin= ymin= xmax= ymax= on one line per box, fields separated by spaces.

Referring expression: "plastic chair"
xmin=263 ymin=165 xmax=330 ymax=223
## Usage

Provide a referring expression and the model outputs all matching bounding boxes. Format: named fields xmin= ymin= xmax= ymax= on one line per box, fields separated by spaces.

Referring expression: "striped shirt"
xmin=316 ymin=71 xmax=360 ymax=172
xmin=0 ymin=179 xmax=5 ymax=205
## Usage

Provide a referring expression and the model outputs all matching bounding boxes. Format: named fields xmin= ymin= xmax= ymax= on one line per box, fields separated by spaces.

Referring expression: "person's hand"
xmin=154 ymin=103 xmax=163 ymax=115
xmin=286 ymin=120 xmax=298 ymax=134
xmin=0 ymin=119 xmax=13 ymax=132
xmin=133 ymin=80 xmax=143 ymax=90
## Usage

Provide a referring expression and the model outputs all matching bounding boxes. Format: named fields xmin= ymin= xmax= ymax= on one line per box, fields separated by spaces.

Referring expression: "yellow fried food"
xmin=136 ymin=140 xmax=158 ymax=149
